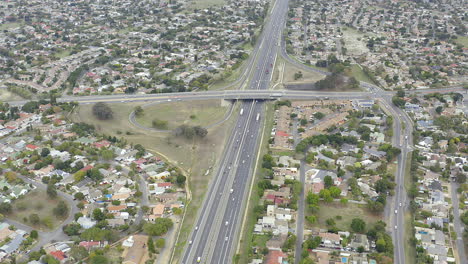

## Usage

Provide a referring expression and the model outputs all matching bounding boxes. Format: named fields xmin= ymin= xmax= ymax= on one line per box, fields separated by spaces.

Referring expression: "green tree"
xmin=93 ymin=208 xmax=106 ymax=221
xmin=47 ymin=183 xmax=57 ymax=199
xmin=329 ymin=186 xmax=341 ymax=198
xmin=74 ymin=192 xmax=85 ymax=200
xmin=53 ymin=201 xmax=69 ymax=218
xmin=92 ymin=102 xmax=113 ymax=120
xmin=313 ymin=112 xmax=325 ymax=120
xmin=324 ymin=176 xmax=333 ymax=188
xmin=70 ymin=246 xmax=88 ymax=261
xmin=90 ymin=255 xmax=109 ymax=264
xmin=29 ymin=214 xmax=40 ymax=225
xmin=134 ymin=106 xmax=144 ymax=117
xmin=155 ymin=238 xmax=165 ymax=248
xmin=350 ymin=218 xmax=366 ymax=233
xmin=148 ymin=237 xmax=156 ymax=253
xmin=319 ymin=189 xmax=333 ymax=203
xmin=143 ymin=218 xmax=173 ymax=236
xmin=41 ymin=148 xmax=50 ymax=157
xmin=30 ymin=230 xmax=38 ymax=239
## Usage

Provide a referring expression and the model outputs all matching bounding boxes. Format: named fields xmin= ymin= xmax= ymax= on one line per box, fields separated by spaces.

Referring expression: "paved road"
xmin=294 ymin=160 xmax=307 ymax=264
xmin=181 ymin=0 xmax=289 ymax=263
xmin=450 ymin=182 xmax=468 ymax=264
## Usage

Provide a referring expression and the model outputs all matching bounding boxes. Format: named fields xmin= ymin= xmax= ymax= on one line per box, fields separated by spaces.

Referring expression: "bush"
xmin=92 ymin=102 xmax=113 ymax=120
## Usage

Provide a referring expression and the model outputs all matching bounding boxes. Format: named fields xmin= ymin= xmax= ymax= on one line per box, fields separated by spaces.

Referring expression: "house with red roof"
xmin=157 ymin=182 xmax=173 ymax=189
xmin=79 ymin=241 xmax=104 ymax=250
xmin=93 ymin=140 xmax=110 ymax=148
xmin=50 ymin=250 xmax=66 ymax=261
xmin=25 ymin=144 xmax=39 ymax=151
xmin=265 ymin=249 xmax=287 ymax=264
xmin=80 ymin=165 xmax=94 ymax=172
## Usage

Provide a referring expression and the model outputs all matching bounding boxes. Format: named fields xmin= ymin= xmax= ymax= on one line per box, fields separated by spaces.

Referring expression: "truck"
xmin=197 ymin=257 xmax=201 ymax=263
xmin=256 ymin=113 xmax=260 ymax=121
xmin=270 ymin=93 xmax=283 ymax=98
xmin=240 ymin=108 xmax=244 ymax=115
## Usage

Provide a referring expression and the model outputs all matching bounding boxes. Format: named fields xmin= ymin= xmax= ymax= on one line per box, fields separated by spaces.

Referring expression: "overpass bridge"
xmin=7 ymin=87 xmax=464 ymax=106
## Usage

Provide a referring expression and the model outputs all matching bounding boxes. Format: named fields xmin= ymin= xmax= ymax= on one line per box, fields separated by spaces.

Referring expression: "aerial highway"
xmin=181 ymin=0 xmax=290 ymax=263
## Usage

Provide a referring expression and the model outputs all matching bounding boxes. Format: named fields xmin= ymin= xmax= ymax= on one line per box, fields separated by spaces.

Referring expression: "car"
xmin=399 ymin=202 xmax=402 ymax=207
xmin=242 ymin=160 xmax=245 ymax=164
xmin=195 ymin=226 xmax=198 ymax=230
xmin=225 ymin=221 xmax=229 ymax=226
xmin=225 ymin=236 xmax=229 ymax=241
xmin=197 ymin=257 xmax=201 ymax=263
xmin=405 ymin=135 xmax=408 ymax=139
xmin=395 ymin=210 xmax=398 ymax=214
xmin=228 ymin=166 xmax=231 ymax=170
xmin=395 ymin=225 xmax=397 ymax=230
xmin=167 ymin=99 xmax=172 ymax=102
xmin=189 ymin=240 xmax=192 ymax=245
xmin=230 ymin=188 xmax=233 ymax=194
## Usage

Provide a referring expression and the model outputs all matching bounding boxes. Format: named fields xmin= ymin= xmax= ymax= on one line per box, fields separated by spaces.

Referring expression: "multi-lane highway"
xmin=181 ymin=0 xmax=289 ymax=263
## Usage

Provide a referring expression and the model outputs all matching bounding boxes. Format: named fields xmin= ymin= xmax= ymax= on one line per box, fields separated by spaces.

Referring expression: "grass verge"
xmin=403 ymin=151 xmax=416 ymax=264
xmin=350 ymin=64 xmax=376 ymax=85
xmin=235 ymin=103 xmax=275 ymax=264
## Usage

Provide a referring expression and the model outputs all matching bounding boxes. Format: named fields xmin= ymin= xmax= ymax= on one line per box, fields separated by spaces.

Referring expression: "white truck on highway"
xmin=270 ymin=93 xmax=283 ymax=98
xmin=240 ymin=108 xmax=244 ymax=115
xmin=256 ymin=113 xmax=260 ymax=121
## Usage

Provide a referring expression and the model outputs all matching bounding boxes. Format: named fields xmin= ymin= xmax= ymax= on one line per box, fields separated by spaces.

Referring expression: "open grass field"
xmin=0 ymin=22 xmax=23 ymax=31
xmin=236 ymin=103 xmax=275 ymax=264
xmin=350 ymin=64 xmax=376 ymax=85
xmin=308 ymin=202 xmax=382 ymax=231
xmin=71 ymin=101 xmax=238 ymax=263
xmin=53 ymin=49 xmax=72 ymax=59
xmin=8 ymin=190 xmax=67 ymax=231
xmin=0 ymin=89 xmax=22 ymax=102
xmin=455 ymin=36 xmax=468 ymax=48
xmin=188 ymin=0 xmax=226 ymax=9
xmin=282 ymin=60 xmax=326 ymax=85
xmin=135 ymin=100 xmax=228 ymax=130
xmin=341 ymin=26 xmax=371 ymax=56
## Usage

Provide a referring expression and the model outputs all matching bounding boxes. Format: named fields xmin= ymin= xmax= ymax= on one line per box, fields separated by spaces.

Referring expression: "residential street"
xmin=450 ymin=182 xmax=467 ymax=264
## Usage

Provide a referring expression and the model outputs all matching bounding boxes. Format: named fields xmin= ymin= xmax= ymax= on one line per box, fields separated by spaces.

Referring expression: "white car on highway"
xmin=225 ymin=221 xmax=229 ymax=226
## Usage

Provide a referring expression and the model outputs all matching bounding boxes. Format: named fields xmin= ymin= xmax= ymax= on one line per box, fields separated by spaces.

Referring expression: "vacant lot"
xmin=350 ymin=64 xmax=376 ymax=85
xmin=283 ymin=61 xmax=326 ymax=85
xmin=455 ymin=36 xmax=468 ymax=48
xmin=135 ymin=100 xmax=228 ymax=130
xmin=342 ymin=27 xmax=372 ymax=56
xmin=0 ymin=89 xmax=22 ymax=102
xmin=8 ymin=190 xmax=68 ymax=231
xmin=189 ymin=0 xmax=225 ymax=8
xmin=0 ymin=22 xmax=23 ymax=31
xmin=307 ymin=202 xmax=381 ymax=231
